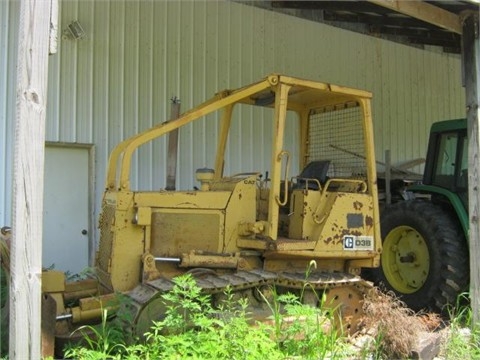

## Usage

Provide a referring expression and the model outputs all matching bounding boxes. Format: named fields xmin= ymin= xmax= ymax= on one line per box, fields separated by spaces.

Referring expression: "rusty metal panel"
xmin=150 ymin=211 xmax=222 ymax=257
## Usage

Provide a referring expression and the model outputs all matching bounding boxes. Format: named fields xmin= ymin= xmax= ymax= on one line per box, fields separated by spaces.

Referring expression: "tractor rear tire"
xmin=371 ymin=200 xmax=469 ymax=312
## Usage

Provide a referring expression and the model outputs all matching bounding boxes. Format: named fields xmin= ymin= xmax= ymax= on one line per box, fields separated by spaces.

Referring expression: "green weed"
xmin=63 ymin=308 xmax=126 ymax=359
xmin=256 ymin=262 xmax=347 ymax=359
xmin=443 ymin=293 xmax=480 ymax=359
xmin=137 ymin=274 xmax=282 ymax=359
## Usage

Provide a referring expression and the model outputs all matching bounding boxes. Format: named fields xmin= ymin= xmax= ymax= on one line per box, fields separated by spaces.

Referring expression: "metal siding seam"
xmin=188 ymin=0 xmax=195 ymax=186
xmin=400 ymin=46 xmax=410 ymax=162
xmin=3 ymin=0 xmax=20 ymax=225
xmin=45 ymin=0 xmax=60 ymax=141
xmin=123 ymin=0 xmax=140 ymax=188
xmin=108 ymin=0 xmax=125 ymax=157
xmin=87 ymin=1 xmax=94 ymax=143
xmin=59 ymin=0 xmax=78 ymax=142
xmin=138 ymin=0 xmax=154 ymax=189
xmin=158 ymin=1 xmax=165 ymax=190
xmin=409 ymin=49 xmax=419 ymax=162
xmin=166 ymin=1 xmax=182 ymax=187
xmin=0 ymin=0 xmax=8 ymax=224
xmin=204 ymin=1 xmax=218 ymax=173
xmin=191 ymin=0 xmax=197 ymax=169
xmin=201 ymin=1 xmax=207 ymax=167
xmin=77 ymin=0 xmax=95 ymax=144
xmin=92 ymin=0 xmax=111 ymax=232
xmin=243 ymin=5 xmax=254 ymax=171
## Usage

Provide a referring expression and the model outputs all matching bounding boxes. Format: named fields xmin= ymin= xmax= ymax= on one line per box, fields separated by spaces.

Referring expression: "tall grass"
xmin=443 ymin=293 xmax=480 ymax=359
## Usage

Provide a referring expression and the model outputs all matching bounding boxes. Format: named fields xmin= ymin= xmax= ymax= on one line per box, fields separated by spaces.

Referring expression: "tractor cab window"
xmin=432 ymin=132 xmax=458 ymax=189
xmin=431 ymin=130 xmax=468 ymax=199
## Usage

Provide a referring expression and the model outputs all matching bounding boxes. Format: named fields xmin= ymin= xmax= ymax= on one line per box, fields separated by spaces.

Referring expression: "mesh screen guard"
xmin=307 ymin=103 xmax=366 ymax=179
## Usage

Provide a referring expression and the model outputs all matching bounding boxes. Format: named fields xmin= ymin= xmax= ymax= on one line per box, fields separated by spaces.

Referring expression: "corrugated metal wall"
xmin=1 ymin=0 xmax=465 ymax=228
xmin=0 ymin=0 xmax=18 ymax=226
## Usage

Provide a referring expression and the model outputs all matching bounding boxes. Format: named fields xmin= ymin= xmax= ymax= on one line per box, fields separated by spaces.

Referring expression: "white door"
xmin=43 ymin=145 xmax=91 ymax=275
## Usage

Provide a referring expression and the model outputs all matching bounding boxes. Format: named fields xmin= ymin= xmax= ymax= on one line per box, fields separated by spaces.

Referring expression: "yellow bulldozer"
xmin=41 ymin=74 xmax=381 ymax=353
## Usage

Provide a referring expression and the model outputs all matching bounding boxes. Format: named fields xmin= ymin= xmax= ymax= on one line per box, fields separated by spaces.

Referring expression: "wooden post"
xmin=165 ymin=97 xmax=181 ymax=191
xmin=10 ymin=0 xmax=53 ymax=358
xmin=462 ymin=13 xmax=480 ymax=325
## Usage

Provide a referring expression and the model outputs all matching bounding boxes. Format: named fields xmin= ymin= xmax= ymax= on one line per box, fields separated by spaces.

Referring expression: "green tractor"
xmin=370 ymin=118 xmax=470 ymax=312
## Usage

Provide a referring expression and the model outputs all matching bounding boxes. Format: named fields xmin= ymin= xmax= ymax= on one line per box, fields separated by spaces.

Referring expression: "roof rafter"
xmin=367 ymin=0 xmax=462 ymax=34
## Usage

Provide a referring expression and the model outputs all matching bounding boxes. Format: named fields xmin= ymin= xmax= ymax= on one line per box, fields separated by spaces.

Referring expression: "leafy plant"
xmin=63 ymin=292 xmax=133 ymax=359
xmin=443 ymin=293 xmax=480 ymax=359
xmin=138 ymin=274 xmax=282 ymax=359
xmin=63 ymin=308 xmax=126 ymax=359
xmin=280 ymin=293 xmax=340 ymax=359
xmin=256 ymin=262 xmax=346 ymax=359
xmin=66 ymin=267 xmax=98 ymax=282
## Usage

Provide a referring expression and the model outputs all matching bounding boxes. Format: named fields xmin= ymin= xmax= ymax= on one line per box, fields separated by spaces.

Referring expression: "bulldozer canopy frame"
xmin=106 ymin=74 xmax=373 ymax=193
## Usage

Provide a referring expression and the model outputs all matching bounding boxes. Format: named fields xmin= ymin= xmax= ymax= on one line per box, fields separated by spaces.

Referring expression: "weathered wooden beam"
xmin=324 ymin=12 xmax=441 ymax=30
xmin=10 ymin=0 xmax=53 ymax=358
xmin=367 ymin=0 xmax=462 ymax=34
xmin=462 ymin=12 xmax=480 ymax=325
xmin=49 ymin=0 xmax=58 ymax=54
xmin=273 ymin=1 xmax=393 ymax=14
xmin=165 ymin=98 xmax=181 ymax=191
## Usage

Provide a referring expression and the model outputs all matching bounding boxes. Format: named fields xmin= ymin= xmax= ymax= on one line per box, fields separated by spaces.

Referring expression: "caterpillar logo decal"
xmin=343 ymin=235 xmax=374 ymax=251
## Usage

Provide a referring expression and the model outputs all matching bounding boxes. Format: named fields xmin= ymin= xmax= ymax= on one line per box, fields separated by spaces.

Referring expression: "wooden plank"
xmin=41 ymin=294 xmax=56 ymax=358
xmin=10 ymin=0 xmax=53 ymax=358
xmin=165 ymin=98 xmax=181 ymax=190
xmin=49 ymin=0 xmax=58 ymax=54
xmin=462 ymin=13 xmax=480 ymax=325
xmin=367 ymin=0 xmax=462 ymax=34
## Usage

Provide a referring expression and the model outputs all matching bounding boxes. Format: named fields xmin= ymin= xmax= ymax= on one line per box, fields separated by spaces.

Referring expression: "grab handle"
xmin=275 ymin=150 xmax=290 ymax=206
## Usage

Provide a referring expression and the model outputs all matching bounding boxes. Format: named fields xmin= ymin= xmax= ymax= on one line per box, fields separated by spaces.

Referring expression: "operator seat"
xmin=295 ymin=160 xmax=331 ymax=190
xmin=279 ymin=160 xmax=331 ymax=221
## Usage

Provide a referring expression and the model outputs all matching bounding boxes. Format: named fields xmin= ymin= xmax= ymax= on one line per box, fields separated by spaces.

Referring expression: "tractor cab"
xmin=422 ymin=118 xmax=468 ymax=209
